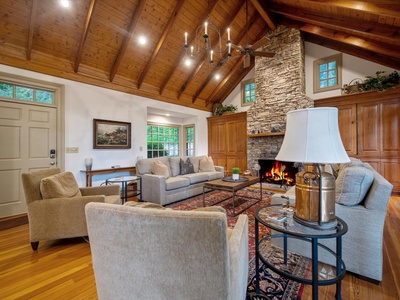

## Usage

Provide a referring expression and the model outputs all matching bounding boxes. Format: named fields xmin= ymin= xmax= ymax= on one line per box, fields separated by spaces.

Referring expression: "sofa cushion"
xmin=169 ymin=157 xmax=181 ymax=177
xmin=201 ymin=171 xmax=223 ymax=181
xmin=124 ymin=201 xmax=166 ymax=209
xmin=40 ymin=172 xmax=82 ymax=199
xmin=181 ymin=172 xmax=208 ymax=184
xmin=180 ymin=158 xmax=195 ymax=175
xmin=151 ymin=161 xmax=170 ymax=178
xmin=165 ymin=177 xmax=190 ymax=190
xmin=335 ymin=166 xmax=374 ymax=206
xmin=199 ymin=156 xmax=215 ymax=172
xmin=137 ymin=157 xmax=170 ymax=175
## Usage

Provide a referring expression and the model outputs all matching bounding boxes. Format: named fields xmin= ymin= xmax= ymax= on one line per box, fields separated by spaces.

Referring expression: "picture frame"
xmin=93 ymin=119 xmax=131 ymax=149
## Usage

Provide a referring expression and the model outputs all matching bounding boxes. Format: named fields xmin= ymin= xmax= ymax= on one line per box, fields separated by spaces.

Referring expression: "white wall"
xmin=221 ymin=67 xmax=255 ymax=112
xmin=305 ymin=42 xmax=399 ymax=99
xmin=0 ymin=64 xmax=211 ymax=186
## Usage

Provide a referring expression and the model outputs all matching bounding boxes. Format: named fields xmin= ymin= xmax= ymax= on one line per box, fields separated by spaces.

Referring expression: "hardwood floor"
xmin=1 ymin=196 xmax=399 ymax=300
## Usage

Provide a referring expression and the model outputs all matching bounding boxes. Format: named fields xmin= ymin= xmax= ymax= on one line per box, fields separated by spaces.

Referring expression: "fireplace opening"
xmin=258 ymin=159 xmax=298 ymax=187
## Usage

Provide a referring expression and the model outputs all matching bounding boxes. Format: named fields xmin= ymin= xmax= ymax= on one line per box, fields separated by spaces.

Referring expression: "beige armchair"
xmin=21 ymin=168 xmax=121 ymax=250
xmin=85 ymin=202 xmax=249 ymax=300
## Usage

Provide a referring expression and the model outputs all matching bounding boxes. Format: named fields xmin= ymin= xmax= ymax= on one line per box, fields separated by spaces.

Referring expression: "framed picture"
xmin=93 ymin=119 xmax=131 ymax=149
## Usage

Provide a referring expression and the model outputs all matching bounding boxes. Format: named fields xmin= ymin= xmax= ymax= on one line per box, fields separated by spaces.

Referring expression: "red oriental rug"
xmin=166 ymin=189 xmax=308 ymax=300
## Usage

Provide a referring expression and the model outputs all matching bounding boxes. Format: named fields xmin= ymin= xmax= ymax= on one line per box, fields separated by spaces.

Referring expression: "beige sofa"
xmin=85 ymin=202 xmax=249 ymax=300
xmin=271 ymin=158 xmax=393 ymax=282
xmin=136 ymin=156 xmax=224 ymax=205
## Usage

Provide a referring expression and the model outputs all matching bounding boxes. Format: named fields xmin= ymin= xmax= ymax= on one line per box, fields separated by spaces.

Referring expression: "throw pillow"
xmin=180 ymin=158 xmax=195 ymax=175
xmin=199 ymin=156 xmax=215 ymax=172
xmin=151 ymin=160 xmax=170 ymax=178
xmin=40 ymin=172 xmax=82 ymax=199
xmin=335 ymin=166 xmax=374 ymax=206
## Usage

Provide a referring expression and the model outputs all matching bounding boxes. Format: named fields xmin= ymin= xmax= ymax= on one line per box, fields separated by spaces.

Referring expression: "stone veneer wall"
xmin=247 ymin=26 xmax=314 ymax=170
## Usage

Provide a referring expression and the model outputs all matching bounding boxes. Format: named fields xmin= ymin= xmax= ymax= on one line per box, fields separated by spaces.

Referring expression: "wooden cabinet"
xmin=207 ymin=112 xmax=247 ymax=173
xmin=315 ymin=87 xmax=400 ymax=193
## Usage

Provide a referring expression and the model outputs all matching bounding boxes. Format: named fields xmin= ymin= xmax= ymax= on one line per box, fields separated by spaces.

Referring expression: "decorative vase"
xmin=85 ymin=158 xmax=93 ymax=171
xmin=232 ymin=173 xmax=239 ymax=180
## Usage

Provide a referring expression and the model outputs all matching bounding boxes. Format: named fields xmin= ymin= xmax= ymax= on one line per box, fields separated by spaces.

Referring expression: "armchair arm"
xmin=214 ymin=166 xmax=224 ymax=174
xmin=228 ymin=214 xmax=249 ymax=300
xmin=80 ymin=185 xmax=120 ymax=196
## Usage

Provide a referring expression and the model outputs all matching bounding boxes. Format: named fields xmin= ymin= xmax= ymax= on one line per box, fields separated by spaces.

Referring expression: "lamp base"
xmin=294 ymin=214 xmax=337 ymax=230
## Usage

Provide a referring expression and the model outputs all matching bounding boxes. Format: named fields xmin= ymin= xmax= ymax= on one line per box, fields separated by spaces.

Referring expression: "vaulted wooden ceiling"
xmin=1 ymin=0 xmax=399 ymax=112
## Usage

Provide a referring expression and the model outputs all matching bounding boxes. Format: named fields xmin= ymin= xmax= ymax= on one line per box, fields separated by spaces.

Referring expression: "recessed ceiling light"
xmin=185 ymin=58 xmax=192 ymax=67
xmin=138 ymin=36 xmax=147 ymax=45
xmin=215 ymin=74 xmax=221 ymax=80
xmin=60 ymin=0 xmax=70 ymax=8
xmin=165 ymin=113 xmax=170 ymax=116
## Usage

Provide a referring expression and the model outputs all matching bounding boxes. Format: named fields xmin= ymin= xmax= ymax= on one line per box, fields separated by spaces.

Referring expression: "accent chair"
xmin=85 ymin=202 xmax=249 ymax=300
xmin=21 ymin=168 xmax=120 ymax=250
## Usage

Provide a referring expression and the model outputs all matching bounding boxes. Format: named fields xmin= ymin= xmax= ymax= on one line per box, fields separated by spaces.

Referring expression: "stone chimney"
xmin=247 ymin=26 xmax=314 ymax=169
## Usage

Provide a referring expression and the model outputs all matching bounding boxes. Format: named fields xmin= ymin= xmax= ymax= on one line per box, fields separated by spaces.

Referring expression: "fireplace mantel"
xmin=247 ymin=132 xmax=285 ymax=138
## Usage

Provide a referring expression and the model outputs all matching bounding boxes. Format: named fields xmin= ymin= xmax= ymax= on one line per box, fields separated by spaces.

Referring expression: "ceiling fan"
xmin=230 ymin=0 xmax=275 ymax=68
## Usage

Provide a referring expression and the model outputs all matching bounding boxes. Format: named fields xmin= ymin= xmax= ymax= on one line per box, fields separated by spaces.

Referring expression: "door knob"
xmin=50 ymin=161 xmax=56 ymax=165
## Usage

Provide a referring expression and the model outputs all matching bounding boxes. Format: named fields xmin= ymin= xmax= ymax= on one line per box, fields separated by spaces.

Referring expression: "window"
xmin=147 ymin=124 xmax=195 ymax=158
xmin=184 ymin=125 xmax=195 ymax=156
xmin=241 ymin=78 xmax=255 ymax=106
xmin=147 ymin=124 xmax=180 ymax=158
xmin=313 ymin=54 xmax=342 ymax=93
xmin=0 ymin=82 xmax=54 ymax=104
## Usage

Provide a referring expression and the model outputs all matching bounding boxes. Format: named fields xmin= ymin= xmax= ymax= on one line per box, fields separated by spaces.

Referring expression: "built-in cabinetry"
xmin=315 ymin=88 xmax=399 ymax=193
xmin=207 ymin=112 xmax=247 ymax=173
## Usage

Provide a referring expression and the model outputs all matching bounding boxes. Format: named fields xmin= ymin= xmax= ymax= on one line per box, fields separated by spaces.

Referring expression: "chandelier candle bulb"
xmin=204 ymin=22 xmax=208 ymax=35
xmin=210 ymin=50 xmax=213 ymax=61
xmin=184 ymin=32 xmax=187 ymax=45
xmin=227 ymin=28 xmax=230 ymax=40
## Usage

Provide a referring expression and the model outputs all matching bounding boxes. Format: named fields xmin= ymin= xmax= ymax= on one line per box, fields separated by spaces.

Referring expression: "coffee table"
xmin=202 ymin=176 xmax=261 ymax=216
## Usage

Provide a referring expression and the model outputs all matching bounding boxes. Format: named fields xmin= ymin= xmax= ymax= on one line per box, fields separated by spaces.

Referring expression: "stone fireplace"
xmin=247 ymin=26 xmax=314 ymax=171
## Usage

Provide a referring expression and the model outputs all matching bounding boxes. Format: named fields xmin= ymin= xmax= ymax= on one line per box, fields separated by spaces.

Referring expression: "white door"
xmin=0 ymin=101 xmax=57 ymax=218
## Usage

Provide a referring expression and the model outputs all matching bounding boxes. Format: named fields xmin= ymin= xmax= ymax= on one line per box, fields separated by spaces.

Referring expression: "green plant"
xmin=214 ymin=104 xmax=238 ymax=116
xmin=232 ymin=167 xmax=240 ymax=174
xmin=358 ymin=70 xmax=400 ymax=92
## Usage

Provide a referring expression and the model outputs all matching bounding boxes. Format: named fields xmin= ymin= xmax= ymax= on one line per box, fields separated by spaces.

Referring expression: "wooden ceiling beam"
xmin=249 ymin=0 xmax=276 ymax=30
xmin=178 ymin=2 xmax=245 ymax=100
xmin=109 ymin=0 xmax=147 ymax=82
xmin=303 ymin=32 xmax=400 ymax=70
xmin=137 ymin=0 xmax=185 ymax=90
xmin=205 ymin=56 xmax=245 ymax=105
xmin=159 ymin=0 xmax=220 ymax=96
xmin=270 ymin=4 xmax=400 ymax=45
xmin=300 ymin=24 xmax=400 ymax=60
xmin=304 ymin=0 xmax=400 ymax=18
xmin=191 ymin=13 xmax=261 ymax=104
xmin=26 ymin=0 xmax=38 ymax=61
xmin=74 ymin=0 xmax=97 ymax=73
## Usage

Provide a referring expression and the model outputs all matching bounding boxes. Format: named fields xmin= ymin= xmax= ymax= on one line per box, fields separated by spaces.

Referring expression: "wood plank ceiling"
xmin=0 ymin=0 xmax=399 ymax=112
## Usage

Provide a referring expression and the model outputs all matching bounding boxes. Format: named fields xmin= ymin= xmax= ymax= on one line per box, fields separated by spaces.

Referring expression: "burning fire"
xmin=264 ymin=161 xmax=294 ymax=185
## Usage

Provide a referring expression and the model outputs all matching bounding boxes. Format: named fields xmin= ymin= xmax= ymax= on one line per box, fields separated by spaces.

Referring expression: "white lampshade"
xmin=275 ymin=107 xmax=350 ymax=164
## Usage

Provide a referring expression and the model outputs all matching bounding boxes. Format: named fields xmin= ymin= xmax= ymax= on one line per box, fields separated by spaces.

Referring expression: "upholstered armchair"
xmin=21 ymin=168 xmax=121 ymax=250
xmin=85 ymin=202 xmax=249 ymax=300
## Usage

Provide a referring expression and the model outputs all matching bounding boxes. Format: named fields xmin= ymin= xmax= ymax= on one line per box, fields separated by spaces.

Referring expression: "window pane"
xmin=36 ymin=90 xmax=53 ymax=103
xmin=320 ymin=80 xmax=328 ymax=88
xmin=319 ymin=63 xmax=327 ymax=72
xmin=16 ymin=86 xmax=34 ymax=100
xmin=328 ymin=70 xmax=336 ymax=78
xmin=320 ymin=72 xmax=327 ymax=80
xmin=328 ymin=78 xmax=337 ymax=86
xmin=0 ymin=83 xmax=13 ymax=98
xmin=328 ymin=61 xmax=336 ymax=70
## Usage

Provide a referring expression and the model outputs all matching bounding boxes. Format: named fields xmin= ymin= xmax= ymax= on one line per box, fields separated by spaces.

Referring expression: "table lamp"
xmin=275 ymin=107 xmax=350 ymax=229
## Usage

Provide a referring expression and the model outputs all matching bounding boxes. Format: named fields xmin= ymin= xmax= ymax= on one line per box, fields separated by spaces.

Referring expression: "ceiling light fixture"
xmin=183 ymin=1 xmax=232 ymax=66
xmin=60 ymin=0 xmax=70 ymax=8
xmin=138 ymin=36 xmax=147 ymax=45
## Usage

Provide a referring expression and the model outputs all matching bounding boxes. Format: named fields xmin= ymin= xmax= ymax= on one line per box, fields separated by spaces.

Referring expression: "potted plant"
xmin=214 ymin=104 xmax=238 ymax=116
xmin=232 ymin=167 xmax=240 ymax=180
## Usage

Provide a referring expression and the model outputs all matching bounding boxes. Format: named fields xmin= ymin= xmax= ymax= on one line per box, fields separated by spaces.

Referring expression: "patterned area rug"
xmin=166 ymin=189 xmax=308 ymax=300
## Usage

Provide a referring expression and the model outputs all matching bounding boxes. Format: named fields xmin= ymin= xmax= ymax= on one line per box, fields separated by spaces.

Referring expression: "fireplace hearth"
xmin=258 ymin=159 xmax=298 ymax=188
